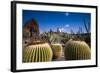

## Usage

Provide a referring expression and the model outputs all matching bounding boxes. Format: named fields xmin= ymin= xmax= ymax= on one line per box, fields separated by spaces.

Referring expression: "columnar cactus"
xmin=51 ymin=44 xmax=62 ymax=59
xmin=23 ymin=43 xmax=53 ymax=63
xmin=64 ymin=40 xmax=91 ymax=60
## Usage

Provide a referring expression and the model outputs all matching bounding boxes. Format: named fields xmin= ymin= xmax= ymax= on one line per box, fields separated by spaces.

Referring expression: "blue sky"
xmin=23 ymin=10 xmax=91 ymax=34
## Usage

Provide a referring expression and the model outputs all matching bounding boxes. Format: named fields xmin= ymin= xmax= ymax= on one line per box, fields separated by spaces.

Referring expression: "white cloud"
xmin=59 ymin=24 xmax=70 ymax=32
xmin=59 ymin=28 xmax=66 ymax=32
xmin=65 ymin=24 xmax=69 ymax=28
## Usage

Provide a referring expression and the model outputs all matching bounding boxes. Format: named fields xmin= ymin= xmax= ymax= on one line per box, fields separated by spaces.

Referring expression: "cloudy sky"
xmin=23 ymin=10 xmax=91 ymax=34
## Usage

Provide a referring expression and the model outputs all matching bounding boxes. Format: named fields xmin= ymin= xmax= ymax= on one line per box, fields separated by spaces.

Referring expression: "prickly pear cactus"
xmin=23 ymin=43 xmax=53 ymax=63
xmin=51 ymin=44 xmax=62 ymax=59
xmin=64 ymin=40 xmax=91 ymax=60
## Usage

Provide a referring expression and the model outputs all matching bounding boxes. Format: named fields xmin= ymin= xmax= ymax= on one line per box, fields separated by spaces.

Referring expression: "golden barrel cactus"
xmin=23 ymin=43 xmax=53 ymax=63
xmin=51 ymin=44 xmax=62 ymax=59
xmin=64 ymin=40 xmax=91 ymax=60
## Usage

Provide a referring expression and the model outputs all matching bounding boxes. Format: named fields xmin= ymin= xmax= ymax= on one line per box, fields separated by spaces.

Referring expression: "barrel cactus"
xmin=51 ymin=44 xmax=62 ymax=59
xmin=64 ymin=40 xmax=91 ymax=60
xmin=23 ymin=43 xmax=53 ymax=63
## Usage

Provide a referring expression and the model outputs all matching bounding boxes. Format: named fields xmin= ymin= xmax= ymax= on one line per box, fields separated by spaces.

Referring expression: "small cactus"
xmin=64 ymin=40 xmax=91 ymax=60
xmin=23 ymin=43 xmax=53 ymax=63
xmin=51 ymin=44 xmax=62 ymax=59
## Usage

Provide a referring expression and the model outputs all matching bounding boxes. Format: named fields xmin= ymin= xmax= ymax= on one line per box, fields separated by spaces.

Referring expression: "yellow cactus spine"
xmin=64 ymin=40 xmax=91 ymax=60
xmin=23 ymin=43 xmax=53 ymax=63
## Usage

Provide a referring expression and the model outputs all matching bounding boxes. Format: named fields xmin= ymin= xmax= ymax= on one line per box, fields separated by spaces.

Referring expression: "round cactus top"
xmin=25 ymin=43 xmax=51 ymax=49
xmin=66 ymin=40 xmax=90 ymax=49
xmin=51 ymin=43 xmax=62 ymax=46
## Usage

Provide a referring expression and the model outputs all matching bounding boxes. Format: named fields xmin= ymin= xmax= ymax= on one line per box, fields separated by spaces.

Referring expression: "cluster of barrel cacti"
xmin=23 ymin=39 xmax=91 ymax=62
xmin=51 ymin=44 xmax=62 ymax=59
xmin=23 ymin=43 xmax=53 ymax=63
xmin=64 ymin=40 xmax=91 ymax=60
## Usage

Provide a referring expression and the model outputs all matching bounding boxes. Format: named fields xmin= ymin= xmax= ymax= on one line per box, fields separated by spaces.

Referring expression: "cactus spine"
xmin=23 ymin=43 xmax=53 ymax=63
xmin=64 ymin=40 xmax=91 ymax=60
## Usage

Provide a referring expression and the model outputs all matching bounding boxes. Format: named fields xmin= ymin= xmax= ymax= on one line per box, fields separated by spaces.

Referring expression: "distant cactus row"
xmin=23 ymin=43 xmax=53 ymax=63
xmin=64 ymin=40 xmax=91 ymax=60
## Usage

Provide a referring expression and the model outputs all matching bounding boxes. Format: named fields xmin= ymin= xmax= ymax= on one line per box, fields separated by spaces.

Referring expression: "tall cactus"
xmin=83 ymin=18 xmax=91 ymax=46
xmin=83 ymin=18 xmax=90 ymax=33
xmin=64 ymin=40 xmax=91 ymax=60
xmin=23 ymin=43 xmax=53 ymax=63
